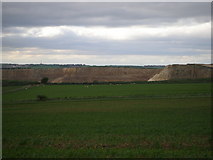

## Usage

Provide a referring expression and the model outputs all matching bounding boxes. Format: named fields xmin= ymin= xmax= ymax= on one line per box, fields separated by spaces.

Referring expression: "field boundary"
xmin=3 ymin=93 xmax=212 ymax=105
xmin=2 ymin=78 xmax=212 ymax=87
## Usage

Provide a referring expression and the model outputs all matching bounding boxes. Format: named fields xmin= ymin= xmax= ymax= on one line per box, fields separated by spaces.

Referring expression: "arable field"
xmin=2 ymin=83 xmax=212 ymax=158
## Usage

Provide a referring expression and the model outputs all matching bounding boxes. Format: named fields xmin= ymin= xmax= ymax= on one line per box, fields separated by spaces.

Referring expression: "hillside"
xmin=2 ymin=67 xmax=162 ymax=83
xmin=148 ymin=64 xmax=212 ymax=81
xmin=2 ymin=64 xmax=212 ymax=83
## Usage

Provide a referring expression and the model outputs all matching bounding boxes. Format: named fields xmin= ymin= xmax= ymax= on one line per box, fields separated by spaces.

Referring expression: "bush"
xmin=37 ymin=95 xmax=47 ymax=101
xmin=41 ymin=77 xmax=48 ymax=84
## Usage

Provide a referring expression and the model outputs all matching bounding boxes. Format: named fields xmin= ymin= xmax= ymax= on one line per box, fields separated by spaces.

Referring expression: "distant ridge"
xmin=1 ymin=63 xmax=165 ymax=69
xmin=1 ymin=67 xmax=162 ymax=83
xmin=1 ymin=64 xmax=212 ymax=83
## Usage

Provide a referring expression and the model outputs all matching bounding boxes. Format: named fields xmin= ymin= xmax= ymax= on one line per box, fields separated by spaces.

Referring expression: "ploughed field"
xmin=2 ymin=83 xmax=212 ymax=158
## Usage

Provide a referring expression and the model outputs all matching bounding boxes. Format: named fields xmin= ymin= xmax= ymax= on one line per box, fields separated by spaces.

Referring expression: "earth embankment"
xmin=2 ymin=64 xmax=212 ymax=83
xmin=2 ymin=67 xmax=162 ymax=83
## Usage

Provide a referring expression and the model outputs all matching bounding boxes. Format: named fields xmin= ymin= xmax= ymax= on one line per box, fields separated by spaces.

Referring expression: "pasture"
xmin=2 ymin=83 xmax=212 ymax=158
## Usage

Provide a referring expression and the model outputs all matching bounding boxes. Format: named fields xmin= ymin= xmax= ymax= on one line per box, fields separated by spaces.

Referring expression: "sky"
xmin=2 ymin=2 xmax=211 ymax=65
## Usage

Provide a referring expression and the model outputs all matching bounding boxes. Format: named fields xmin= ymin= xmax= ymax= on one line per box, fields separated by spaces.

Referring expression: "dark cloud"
xmin=2 ymin=2 xmax=211 ymax=27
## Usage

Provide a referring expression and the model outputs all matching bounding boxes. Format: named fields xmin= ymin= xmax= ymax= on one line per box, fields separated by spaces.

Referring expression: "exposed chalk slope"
xmin=148 ymin=64 xmax=212 ymax=81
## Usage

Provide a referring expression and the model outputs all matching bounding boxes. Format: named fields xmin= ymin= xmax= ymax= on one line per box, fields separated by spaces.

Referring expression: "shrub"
xmin=41 ymin=77 xmax=48 ymax=84
xmin=37 ymin=95 xmax=47 ymax=101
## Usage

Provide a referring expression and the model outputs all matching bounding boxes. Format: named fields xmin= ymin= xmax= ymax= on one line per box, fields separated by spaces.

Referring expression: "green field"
xmin=2 ymin=83 xmax=212 ymax=158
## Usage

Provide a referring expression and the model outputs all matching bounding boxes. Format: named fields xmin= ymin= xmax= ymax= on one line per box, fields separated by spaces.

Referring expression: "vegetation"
xmin=37 ymin=95 xmax=48 ymax=101
xmin=2 ymin=82 xmax=212 ymax=158
xmin=2 ymin=83 xmax=211 ymax=104
xmin=2 ymin=78 xmax=212 ymax=87
xmin=41 ymin=77 xmax=48 ymax=84
xmin=2 ymin=80 xmax=39 ymax=86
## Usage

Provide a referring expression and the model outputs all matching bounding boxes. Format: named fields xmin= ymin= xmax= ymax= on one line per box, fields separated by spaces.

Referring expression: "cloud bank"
xmin=2 ymin=2 xmax=211 ymax=65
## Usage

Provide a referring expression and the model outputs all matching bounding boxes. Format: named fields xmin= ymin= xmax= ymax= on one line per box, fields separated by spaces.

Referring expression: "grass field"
xmin=2 ymin=83 xmax=212 ymax=158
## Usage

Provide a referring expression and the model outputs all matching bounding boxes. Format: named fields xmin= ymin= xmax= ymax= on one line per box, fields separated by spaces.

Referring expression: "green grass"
xmin=2 ymin=83 xmax=212 ymax=158
xmin=2 ymin=86 xmax=30 ymax=93
xmin=2 ymin=83 xmax=211 ymax=103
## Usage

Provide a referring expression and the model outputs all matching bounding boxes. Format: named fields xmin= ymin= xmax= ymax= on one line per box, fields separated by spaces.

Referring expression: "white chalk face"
xmin=2 ymin=2 xmax=211 ymax=65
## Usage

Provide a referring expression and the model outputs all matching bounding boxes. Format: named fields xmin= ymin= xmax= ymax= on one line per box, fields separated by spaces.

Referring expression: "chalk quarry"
xmin=2 ymin=64 xmax=212 ymax=83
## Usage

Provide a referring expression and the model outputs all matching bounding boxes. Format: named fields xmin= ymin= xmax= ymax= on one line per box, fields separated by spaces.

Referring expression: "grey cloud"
xmin=2 ymin=2 xmax=211 ymax=28
xmin=2 ymin=2 xmax=211 ymax=65
xmin=3 ymin=32 xmax=210 ymax=56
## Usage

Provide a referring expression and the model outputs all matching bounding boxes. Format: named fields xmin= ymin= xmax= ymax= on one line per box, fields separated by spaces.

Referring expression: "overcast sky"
xmin=2 ymin=2 xmax=211 ymax=65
